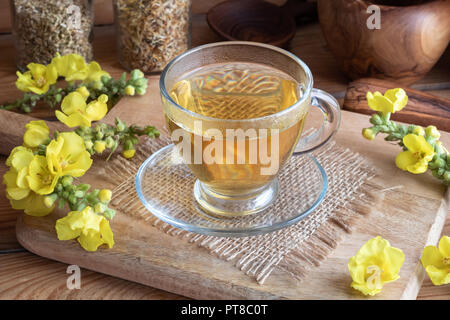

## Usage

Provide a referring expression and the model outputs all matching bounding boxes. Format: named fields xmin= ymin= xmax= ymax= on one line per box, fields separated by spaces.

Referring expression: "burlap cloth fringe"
xmin=108 ymin=135 xmax=378 ymax=284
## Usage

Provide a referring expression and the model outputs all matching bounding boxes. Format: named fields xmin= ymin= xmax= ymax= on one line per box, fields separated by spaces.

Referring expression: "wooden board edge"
xmin=15 ymin=214 xmax=284 ymax=300
xmin=400 ymin=188 xmax=449 ymax=300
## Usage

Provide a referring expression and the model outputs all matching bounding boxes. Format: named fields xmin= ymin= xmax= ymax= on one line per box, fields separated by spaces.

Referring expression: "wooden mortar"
xmin=317 ymin=0 xmax=450 ymax=84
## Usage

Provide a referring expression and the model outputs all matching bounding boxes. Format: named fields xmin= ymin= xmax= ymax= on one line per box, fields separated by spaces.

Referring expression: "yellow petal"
xmin=366 ymin=91 xmax=394 ymax=115
xmin=3 ymin=169 xmax=30 ymax=200
xmin=57 ymin=112 xmax=92 ymax=128
xmin=384 ymin=88 xmax=408 ymax=113
xmin=382 ymin=246 xmax=405 ymax=282
xmin=403 ymin=134 xmax=431 ymax=154
xmin=350 ymin=282 xmax=381 ymax=296
xmin=27 ymin=155 xmax=59 ymax=195
xmin=16 ymin=167 xmax=29 ymax=189
xmin=100 ymin=219 xmax=114 ymax=248
xmin=10 ymin=193 xmax=54 ymax=216
xmin=85 ymin=97 xmax=108 ymax=121
xmin=61 ymin=92 xmax=87 ymax=115
xmin=55 ymin=212 xmax=83 ymax=240
xmin=421 ymin=245 xmax=445 ymax=269
xmin=85 ymin=62 xmax=110 ymax=82
xmin=15 ymin=71 xmax=34 ymax=92
xmin=78 ymin=230 xmax=104 ymax=251
xmin=425 ymin=265 xmax=450 ymax=286
xmin=10 ymin=148 xmax=34 ymax=171
xmin=438 ymin=236 xmax=450 ymax=258
xmin=395 ymin=151 xmax=417 ymax=171
xmin=23 ymin=120 xmax=50 ymax=148
xmin=406 ymin=159 xmax=429 ymax=174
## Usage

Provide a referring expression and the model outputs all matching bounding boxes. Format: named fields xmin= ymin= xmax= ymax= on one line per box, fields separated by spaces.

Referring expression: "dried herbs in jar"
xmin=114 ymin=0 xmax=191 ymax=73
xmin=10 ymin=0 xmax=94 ymax=71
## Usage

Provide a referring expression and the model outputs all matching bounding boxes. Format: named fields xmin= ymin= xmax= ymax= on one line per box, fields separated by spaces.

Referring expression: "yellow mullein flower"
xmin=55 ymin=92 xmax=108 ymax=128
xmin=3 ymin=147 xmax=53 ymax=216
xmin=23 ymin=120 xmax=50 ymax=149
xmin=3 ymin=147 xmax=34 ymax=200
xmin=50 ymin=53 xmax=88 ymax=81
xmin=421 ymin=236 xmax=450 ymax=286
xmin=395 ymin=134 xmax=435 ymax=174
xmin=55 ymin=206 xmax=114 ymax=251
xmin=348 ymin=236 xmax=405 ymax=296
xmin=84 ymin=61 xmax=110 ymax=83
xmin=27 ymin=155 xmax=59 ymax=195
xmin=46 ymin=132 xmax=92 ymax=178
xmin=8 ymin=192 xmax=54 ymax=217
xmin=366 ymin=88 xmax=408 ymax=115
xmin=16 ymin=63 xmax=58 ymax=95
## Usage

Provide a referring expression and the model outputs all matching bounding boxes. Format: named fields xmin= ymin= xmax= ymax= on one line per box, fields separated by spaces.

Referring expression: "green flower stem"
xmin=365 ymin=112 xmax=450 ymax=186
xmin=0 ymin=69 xmax=148 ymax=113
xmin=46 ymin=175 xmax=116 ymax=219
xmin=76 ymin=117 xmax=160 ymax=159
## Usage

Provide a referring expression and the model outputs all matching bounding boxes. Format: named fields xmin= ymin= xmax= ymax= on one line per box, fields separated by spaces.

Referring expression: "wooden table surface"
xmin=0 ymin=0 xmax=449 ymax=300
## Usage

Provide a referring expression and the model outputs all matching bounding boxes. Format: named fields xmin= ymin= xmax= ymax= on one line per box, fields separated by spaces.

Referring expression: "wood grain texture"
xmin=317 ymin=0 xmax=450 ymax=85
xmin=343 ymin=78 xmax=450 ymax=131
xmin=14 ymin=94 xmax=450 ymax=299
xmin=0 ymin=252 xmax=186 ymax=299
xmin=0 ymin=0 xmax=449 ymax=300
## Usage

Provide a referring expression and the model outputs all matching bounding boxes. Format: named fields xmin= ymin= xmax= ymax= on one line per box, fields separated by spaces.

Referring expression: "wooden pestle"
xmin=343 ymin=78 xmax=450 ymax=132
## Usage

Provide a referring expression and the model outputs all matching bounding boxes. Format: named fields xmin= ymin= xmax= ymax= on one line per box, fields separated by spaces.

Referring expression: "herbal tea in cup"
xmin=160 ymin=42 xmax=340 ymax=216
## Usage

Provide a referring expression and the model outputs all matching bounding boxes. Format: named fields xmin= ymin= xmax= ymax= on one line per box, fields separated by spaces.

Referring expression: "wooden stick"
xmin=343 ymin=78 xmax=450 ymax=132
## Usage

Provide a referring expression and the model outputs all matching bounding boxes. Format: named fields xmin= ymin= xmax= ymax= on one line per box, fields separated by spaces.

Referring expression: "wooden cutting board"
xmin=12 ymin=76 xmax=449 ymax=299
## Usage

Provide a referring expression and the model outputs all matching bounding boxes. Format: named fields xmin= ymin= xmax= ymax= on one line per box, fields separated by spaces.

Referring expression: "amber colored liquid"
xmin=165 ymin=62 xmax=307 ymax=195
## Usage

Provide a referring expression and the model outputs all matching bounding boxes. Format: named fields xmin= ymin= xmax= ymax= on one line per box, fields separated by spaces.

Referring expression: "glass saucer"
xmin=135 ymin=144 xmax=328 ymax=237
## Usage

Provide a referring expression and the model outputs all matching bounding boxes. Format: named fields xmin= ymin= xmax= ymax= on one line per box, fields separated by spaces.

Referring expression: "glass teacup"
xmin=160 ymin=42 xmax=340 ymax=217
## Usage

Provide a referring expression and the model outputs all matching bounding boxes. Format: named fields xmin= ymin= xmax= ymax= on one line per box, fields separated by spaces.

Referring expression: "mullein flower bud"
xmin=105 ymin=136 xmax=115 ymax=149
xmin=94 ymin=140 xmax=106 ymax=153
xmin=130 ymin=69 xmax=145 ymax=80
xmin=44 ymin=194 xmax=58 ymax=208
xmin=122 ymin=149 xmax=136 ymax=159
xmin=412 ymin=126 xmax=425 ymax=136
xmin=61 ymin=176 xmax=73 ymax=187
xmin=94 ymin=203 xmax=106 ymax=214
xmin=76 ymin=86 xmax=90 ymax=99
xmin=103 ymin=208 xmax=116 ymax=220
xmin=98 ymin=189 xmax=112 ymax=203
xmin=124 ymin=85 xmax=135 ymax=96
xmin=444 ymin=171 xmax=450 ymax=182
xmin=362 ymin=128 xmax=376 ymax=141
xmin=84 ymin=140 xmax=94 ymax=150
xmin=425 ymin=125 xmax=440 ymax=139
xmin=92 ymin=80 xmax=104 ymax=90
xmin=135 ymin=87 xmax=146 ymax=96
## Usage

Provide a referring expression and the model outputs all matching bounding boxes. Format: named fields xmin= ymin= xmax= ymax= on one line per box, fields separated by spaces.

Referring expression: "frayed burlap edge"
xmin=108 ymin=135 xmax=379 ymax=284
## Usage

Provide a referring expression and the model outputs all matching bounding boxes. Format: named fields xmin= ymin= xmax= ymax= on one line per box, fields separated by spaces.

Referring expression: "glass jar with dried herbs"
xmin=10 ymin=0 xmax=94 ymax=71
xmin=114 ymin=0 xmax=191 ymax=74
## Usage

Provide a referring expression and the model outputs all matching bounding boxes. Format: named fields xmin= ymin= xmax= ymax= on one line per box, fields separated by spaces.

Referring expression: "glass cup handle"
xmin=293 ymin=88 xmax=342 ymax=155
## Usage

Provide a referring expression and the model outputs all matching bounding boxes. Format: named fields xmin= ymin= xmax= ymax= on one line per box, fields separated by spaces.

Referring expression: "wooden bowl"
xmin=317 ymin=0 xmax=450 ymax=84
xmin=207 ymin=0 xmax=297 ymax=48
